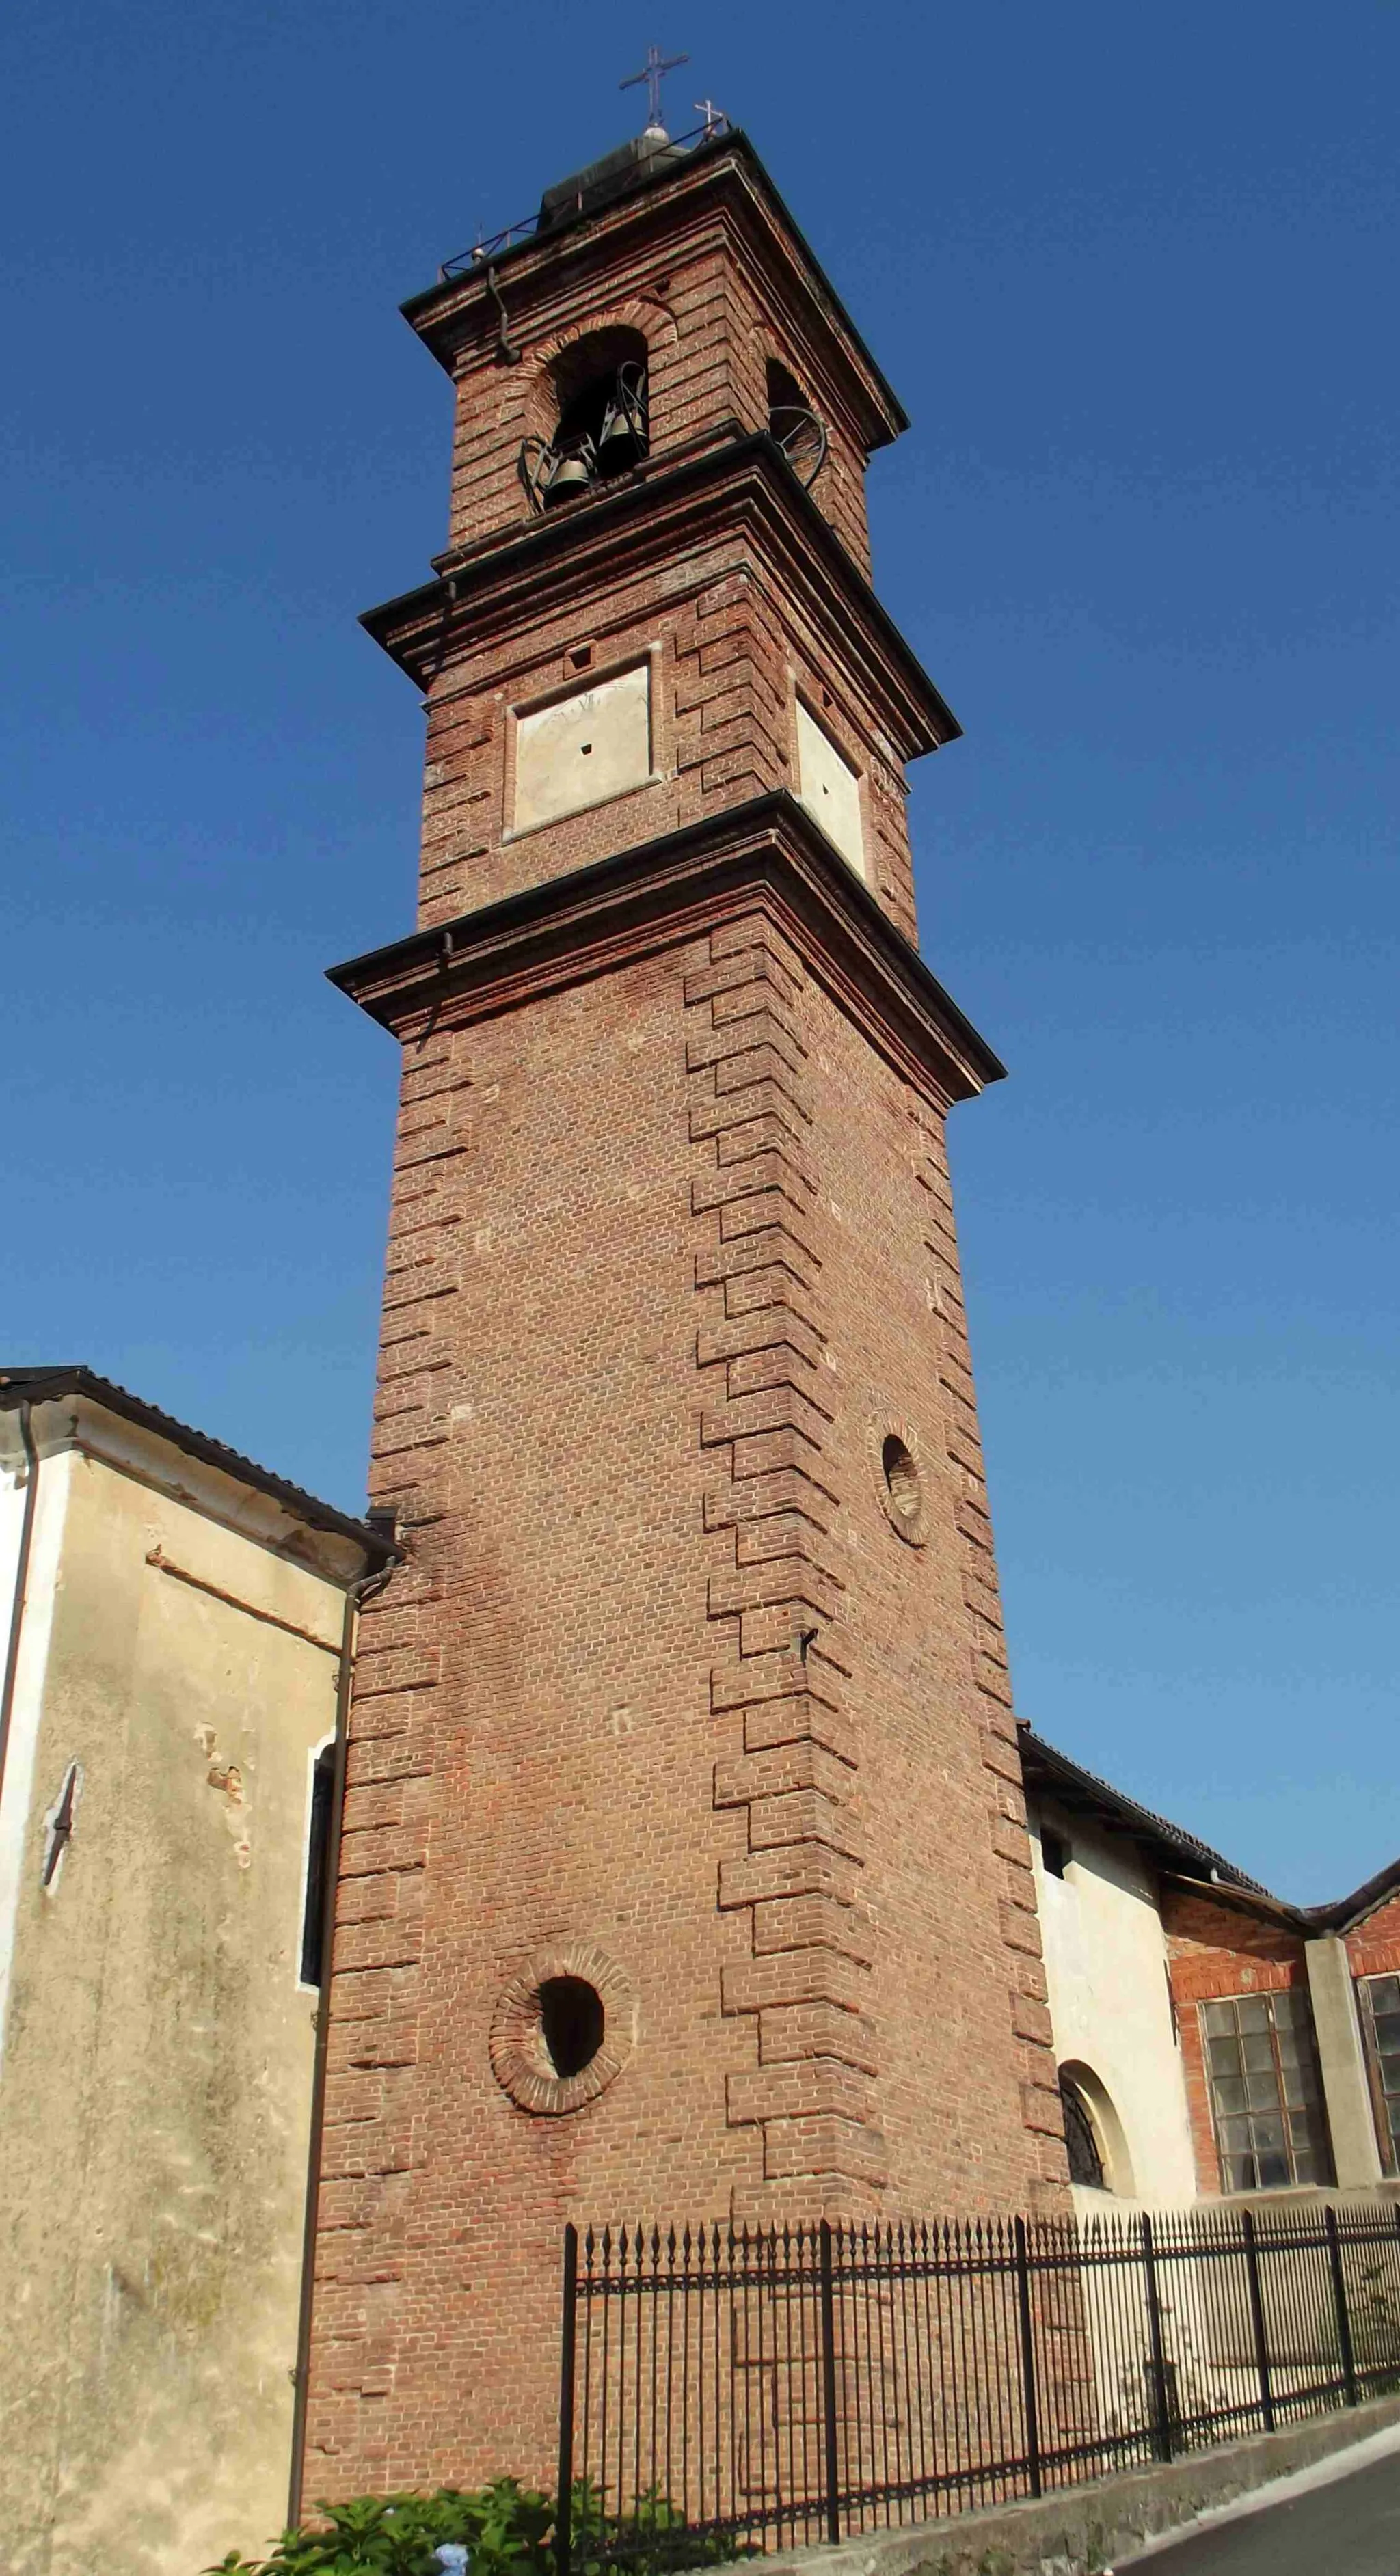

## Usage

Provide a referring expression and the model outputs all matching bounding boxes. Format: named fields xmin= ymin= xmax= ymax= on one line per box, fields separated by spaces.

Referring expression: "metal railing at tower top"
xmin=552 ymin=2199 xmax=1400 ymax=2572
xmin=438 ymin=121 xmax=731 ymax=280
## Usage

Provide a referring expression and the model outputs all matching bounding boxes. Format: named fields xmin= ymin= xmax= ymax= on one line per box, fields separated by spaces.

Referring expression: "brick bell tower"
xmin=301 ymin=115 xmax=1066 ymax=2499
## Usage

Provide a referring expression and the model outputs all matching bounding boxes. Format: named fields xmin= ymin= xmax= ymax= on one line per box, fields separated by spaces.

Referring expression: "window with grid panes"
xmin=1200 ymin=1990 xmax=1334 ymax=2191
xmin=1358 ymin=1975 xmax=1400 ymax=2175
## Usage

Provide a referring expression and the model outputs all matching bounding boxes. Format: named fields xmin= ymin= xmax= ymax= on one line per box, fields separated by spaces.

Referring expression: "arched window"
xmin=1062 ymin=2071 xmax=1118 ymax=2195
xmin=1057 ymin=2062 xmax=1135 ymax=2194
xmin=521 ymin=328 xmax=649 ymax=512
xmin=765 ymin=357 xmax=827 ymax=489
xmin=1060 ymin=2073 xmax=1106 ymax=2188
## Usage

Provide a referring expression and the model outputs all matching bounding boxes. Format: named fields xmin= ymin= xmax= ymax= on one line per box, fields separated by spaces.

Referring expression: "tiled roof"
xmin=1021 ymin=1728 xmax=1400 ymax=1929
xmin=0 ymin=1365 xmax=394 ymax=1567
xmin=1019 ymin=1726 xmax=1277 ymax=1901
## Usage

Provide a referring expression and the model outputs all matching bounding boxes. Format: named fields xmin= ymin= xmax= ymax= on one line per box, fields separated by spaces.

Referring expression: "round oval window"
xmin=489 ymin=1942 xmax=634 ymax=2115
xmin=882 ymin=1433 xmax=922 ymax=1526
xmin=538 ymin=1976 xmax=605 ymax=2079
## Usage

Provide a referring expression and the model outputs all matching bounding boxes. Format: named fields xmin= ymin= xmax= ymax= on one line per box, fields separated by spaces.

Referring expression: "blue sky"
xmin=2 ymin=2 xmax=1396 ymax=1901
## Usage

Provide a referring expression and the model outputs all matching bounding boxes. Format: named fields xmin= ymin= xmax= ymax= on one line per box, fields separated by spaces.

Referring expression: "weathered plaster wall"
xmin=0 ymin=1441 xmax=346 ymax=2576
xmin=1032 ymin=1807 xmax=1199 ymax=2206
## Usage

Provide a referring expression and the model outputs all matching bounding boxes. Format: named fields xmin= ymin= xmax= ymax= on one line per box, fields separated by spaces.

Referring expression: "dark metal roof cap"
xmin=537 ymin=130 xmax=691 ymax=232
xmin=1304 ymin=1855 xmax=1400 ymax=1936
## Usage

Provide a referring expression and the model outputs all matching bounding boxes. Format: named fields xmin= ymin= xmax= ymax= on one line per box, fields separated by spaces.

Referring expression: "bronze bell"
xmin=543 ymin=448 xmax=593 ymax=507
xmin=595 ymin=363 xmax=649 ymax=476
xmin=595 ymin=401 xmax=643 ymax=472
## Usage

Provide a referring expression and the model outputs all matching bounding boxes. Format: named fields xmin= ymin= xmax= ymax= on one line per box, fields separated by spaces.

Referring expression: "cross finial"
xmin=621 ymin=43 xmax=688 ymax=133
xmin=693 ymin=99 xmax=728 ymax=138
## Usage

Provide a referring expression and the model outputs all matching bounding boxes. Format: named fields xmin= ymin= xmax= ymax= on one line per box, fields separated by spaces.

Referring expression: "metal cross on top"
xmin=621 ymin=44 xmax=689 ymax=132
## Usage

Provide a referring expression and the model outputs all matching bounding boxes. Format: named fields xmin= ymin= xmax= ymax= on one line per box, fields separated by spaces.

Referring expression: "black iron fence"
xmin=554 ymin=2201 xmax=1400 ymax=2570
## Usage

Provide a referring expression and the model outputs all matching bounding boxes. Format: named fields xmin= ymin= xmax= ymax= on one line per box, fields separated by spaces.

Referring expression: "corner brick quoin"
xmin=298 ymin=125 xmax=1071 ymax=2506
xmin=681 ymin=897 xmax=1064 ymax=2212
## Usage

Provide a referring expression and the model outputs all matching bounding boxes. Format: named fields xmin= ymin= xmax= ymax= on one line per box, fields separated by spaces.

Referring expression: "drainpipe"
xmin=0 ymin=1402 xmax=40 ymax=1811
xmin=287 ymin=1545 xmax=398 ymax=2527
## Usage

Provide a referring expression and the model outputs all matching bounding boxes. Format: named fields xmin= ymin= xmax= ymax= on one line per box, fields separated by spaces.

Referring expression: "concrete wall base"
xmin=751 ymin=2391 xmax=1400 ymax=2576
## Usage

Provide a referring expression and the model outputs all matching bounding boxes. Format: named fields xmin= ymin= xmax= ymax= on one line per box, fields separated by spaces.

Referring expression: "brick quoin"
xmin=299 ymin=125 xmax=1066 ymax=2502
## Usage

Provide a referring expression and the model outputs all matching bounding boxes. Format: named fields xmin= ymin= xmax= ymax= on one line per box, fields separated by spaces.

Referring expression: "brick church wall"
xmin=1345 ymin=1892 xmax=1400 ymax=1982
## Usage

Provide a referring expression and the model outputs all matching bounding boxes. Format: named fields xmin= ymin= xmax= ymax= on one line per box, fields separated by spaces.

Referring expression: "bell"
xmin=542 ymin=449 xmax=593 ymax=506
xmin=595 ymin=397 xmax=644 ymax=474
xmin=768 ymin=403 xmax=827 ymax=490
xmin=595 ymin=362 xmax=649 ymax=476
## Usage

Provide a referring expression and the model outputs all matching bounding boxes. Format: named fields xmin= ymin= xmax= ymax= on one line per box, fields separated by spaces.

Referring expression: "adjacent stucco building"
xmin=0 ymin=1367 xmax=392 ymax=2576
xmin=1023 ymin=1724 xmax=1400 ymax=2218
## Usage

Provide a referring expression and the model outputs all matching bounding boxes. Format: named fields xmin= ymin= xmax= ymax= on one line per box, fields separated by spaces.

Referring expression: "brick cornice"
xmin=327 ymin=791 xmax=1005 ymax=1108
xmin=360 ymin=432 xmax=960 ymax=761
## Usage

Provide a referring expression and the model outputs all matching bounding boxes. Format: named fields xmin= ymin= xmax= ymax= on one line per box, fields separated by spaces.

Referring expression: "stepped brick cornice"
xmin=361 ymin=432 xmax=961 ymax=765
xmin=328 ymin=791 xmax=1002 ymax=1109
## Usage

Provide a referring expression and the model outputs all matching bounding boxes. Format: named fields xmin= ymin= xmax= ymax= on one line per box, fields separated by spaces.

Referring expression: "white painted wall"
xmin=0 ymin=1449 xmax=72 ymax=2075
xmin=1032 ymin=1804 xmax=1200 ymax=2208
xmin=0 ymin=1424 xmax=348 ymax=2576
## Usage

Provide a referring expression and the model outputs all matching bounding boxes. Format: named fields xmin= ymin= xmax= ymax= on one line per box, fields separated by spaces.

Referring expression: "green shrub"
xmin=207 ymin=2478 xmax=745 ymax=2576
xmin=571 ymin=2484 xmax=744 ymax=2573
xmin=207 ymin=2478 xmax=554 ymax=2576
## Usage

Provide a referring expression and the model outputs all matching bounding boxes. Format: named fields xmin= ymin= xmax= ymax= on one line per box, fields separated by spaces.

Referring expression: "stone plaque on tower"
xmin=300 ymin=111 xmax=1066 ymax=2503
